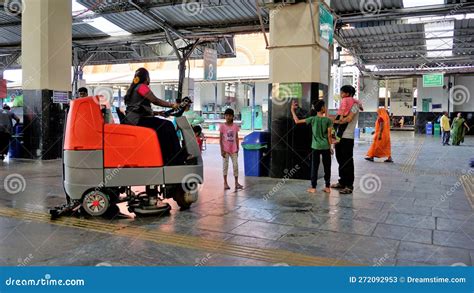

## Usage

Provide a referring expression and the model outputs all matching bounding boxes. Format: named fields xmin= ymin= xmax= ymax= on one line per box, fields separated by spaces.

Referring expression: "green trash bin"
xmin=434 ymin=123 xmax=441 ymax=136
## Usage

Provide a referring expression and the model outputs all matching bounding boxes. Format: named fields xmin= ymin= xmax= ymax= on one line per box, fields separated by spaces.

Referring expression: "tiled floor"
xmin=0 ymin=132 xmax=473 ymax=266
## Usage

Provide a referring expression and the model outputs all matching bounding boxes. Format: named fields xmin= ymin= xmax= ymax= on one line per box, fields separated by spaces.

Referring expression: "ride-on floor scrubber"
xmin=50 ymin=96 xmax=203 ymax=218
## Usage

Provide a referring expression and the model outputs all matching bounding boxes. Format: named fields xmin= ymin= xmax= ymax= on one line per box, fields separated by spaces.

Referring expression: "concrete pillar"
xmin=22 ymin=0 xmax=72 ymax=159
xmin=269 ymin=2 xmax=331 ymax=179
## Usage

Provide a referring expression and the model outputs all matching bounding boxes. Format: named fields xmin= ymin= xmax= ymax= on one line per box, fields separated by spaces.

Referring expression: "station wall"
xmin=193 ymin=81 xmax=269 ymax=115
xmin=453 ymin=75 xmax=474 ymax=112
xmin=416 ymin=75 xmax=474 ymax=112
xmin=416 ymin=77 xmax=450 ymax=112
xmin=359 ymin=77 xmax=379 ymax=112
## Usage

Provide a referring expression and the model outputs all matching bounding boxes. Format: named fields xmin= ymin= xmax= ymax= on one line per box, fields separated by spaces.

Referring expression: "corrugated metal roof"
xmin=101 ymin=10 xmax=162 ymax=33
xmin=331 ymin=0 xmax=403 ymax=14
xmin=340 ymin=23 xmax=425 ymax=45
xmin=72 ymin=23 xmax=109 ymax=38
xmin=339 ymin=23 xmax=428 ymax=66
xmin=0 ymin=26 xmax=20 ymax=44
xmin=0 ymin=11 xmax=21 ymax=24
xmin=97 ymin=0 xmax=267 ymax=33
xmin=453 ymin=19 xmax=474 ymax=56
xmin=151 ymin=1 xmax=265 ymax=27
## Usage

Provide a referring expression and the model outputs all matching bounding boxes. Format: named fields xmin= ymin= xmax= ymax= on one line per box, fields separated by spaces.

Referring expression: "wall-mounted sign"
xmin=279 ymin=83 xmax=302 ymax=99
xmin=423 ymin=73 xmax=444 ymax=87
xmin=52 ymin=91 xmax=69 ymax=104
xmin=319 ymin=3 xmax=334 ymax=46
xmin=203 ymin=48 xmax=217 ymax=81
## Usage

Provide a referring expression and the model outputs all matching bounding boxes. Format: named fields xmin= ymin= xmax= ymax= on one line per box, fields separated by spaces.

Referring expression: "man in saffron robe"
xmin=365 ymin=108 xmax=393 ymax=163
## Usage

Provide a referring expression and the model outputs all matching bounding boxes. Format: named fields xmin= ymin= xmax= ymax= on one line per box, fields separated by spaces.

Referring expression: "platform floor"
xmin=0 ymin=132 xmax=473 ymax=266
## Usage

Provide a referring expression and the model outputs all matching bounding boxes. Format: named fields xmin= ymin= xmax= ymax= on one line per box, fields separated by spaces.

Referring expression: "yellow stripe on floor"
xmin=0 ymin=206 xmax=358 ymax=266
xmin=400 ymin=139 xmax=424 ymax=174
xmin=461 ymin=174 xmax=474 ymax=209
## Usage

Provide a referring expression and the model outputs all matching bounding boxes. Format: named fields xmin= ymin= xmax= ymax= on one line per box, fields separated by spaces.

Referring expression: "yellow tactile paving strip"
xmin=461 ymin=174 xmax=474 ymax=209
xmin=0 ymin=206 xmax=358 ymax=266
xmin=400 ymin=139 xmax=425 ymax=174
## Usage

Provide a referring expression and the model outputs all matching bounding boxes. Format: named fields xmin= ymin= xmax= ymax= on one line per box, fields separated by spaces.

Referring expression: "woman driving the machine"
xmin=124 ymin=67 xmax=187 ymax=165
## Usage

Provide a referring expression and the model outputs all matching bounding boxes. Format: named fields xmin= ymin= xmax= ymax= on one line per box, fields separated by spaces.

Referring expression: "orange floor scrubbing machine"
xmin=50 ymin=96 xmax=203 ymax=218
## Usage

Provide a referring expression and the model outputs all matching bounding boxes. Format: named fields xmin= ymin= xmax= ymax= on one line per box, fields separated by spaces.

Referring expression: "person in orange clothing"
xmin=365 ymin=108 xmax=394 ymax=163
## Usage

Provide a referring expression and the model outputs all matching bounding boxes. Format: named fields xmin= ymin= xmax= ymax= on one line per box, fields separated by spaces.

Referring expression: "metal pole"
xmin=118 ymin=87 xmax=122 ymax=108
xmin=254 ymin=0 xmax=269 ymax=48
xmin=251 ymin=83 xmax=256 ymax=131
xmin=215 ymin=83 xmax=218 ymax=122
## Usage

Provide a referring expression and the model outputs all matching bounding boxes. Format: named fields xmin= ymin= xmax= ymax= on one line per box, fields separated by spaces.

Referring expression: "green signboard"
xmin=319 ymin=3 xmax=333 ymax=45
xmin=423 ymin=73 xmax=444 ymax=87
xmin=203 ymin=48 xmax=217 ymax=81
xmin=279 ymin=83 xmax=302 ymax=99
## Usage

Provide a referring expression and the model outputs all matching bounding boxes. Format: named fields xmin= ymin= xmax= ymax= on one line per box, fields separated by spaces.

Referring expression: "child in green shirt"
xmin=291 ymin=100 xmax=333 ymax=194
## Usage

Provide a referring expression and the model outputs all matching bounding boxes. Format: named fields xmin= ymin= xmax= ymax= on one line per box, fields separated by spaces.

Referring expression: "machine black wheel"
xmin=171 ymin=185 xmax=194 ymax=210
xmin=81 ymin=190 xmax=111 ymax=217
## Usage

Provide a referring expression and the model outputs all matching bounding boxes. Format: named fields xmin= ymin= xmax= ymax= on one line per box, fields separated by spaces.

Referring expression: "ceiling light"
xmin=73 ymin=0 xmax=131 ymax=37
xmin=86 ymin=17 xmax=131 ymax=36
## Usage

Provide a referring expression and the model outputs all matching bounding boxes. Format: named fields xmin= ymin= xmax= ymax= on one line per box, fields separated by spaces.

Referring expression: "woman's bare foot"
xmin=307 ymin=188 xmax=317 ymax=193
xmin=323 ymin=187 xmax=331 ymax=193
xmin=235 ymin=183 xmax=244 ymax=190
xmin=224 ymin=184 xmax=231 ymax=190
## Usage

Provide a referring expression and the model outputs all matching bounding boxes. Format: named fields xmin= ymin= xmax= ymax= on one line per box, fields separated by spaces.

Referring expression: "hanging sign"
xmin=203 ymin=48 xmax=217 ymax=81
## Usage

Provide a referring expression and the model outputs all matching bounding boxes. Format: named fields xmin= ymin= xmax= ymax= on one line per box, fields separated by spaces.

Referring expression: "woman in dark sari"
xmin=451 ymin=113 xmax=470 ymax=146
xmin=124 ymin=67 xmax=187 ymax=165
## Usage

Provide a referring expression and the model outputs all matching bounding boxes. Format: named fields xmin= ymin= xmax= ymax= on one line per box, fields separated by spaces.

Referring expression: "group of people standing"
xmin=440 ymin=111 xmax=471 ymax=146
xmin=291 ymin=85 xmax=362 ymax=195
xmin=291 ymin=85 xmax=394 ymax=195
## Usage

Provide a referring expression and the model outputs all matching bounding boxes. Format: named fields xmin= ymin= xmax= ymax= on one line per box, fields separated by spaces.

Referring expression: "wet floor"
xmin=0 ymin=132 xmax=473 ymax=266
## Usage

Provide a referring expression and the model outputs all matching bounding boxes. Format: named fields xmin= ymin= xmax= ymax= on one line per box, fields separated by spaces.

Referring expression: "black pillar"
xmin=270 ymin=82 xmax=328 ymax=180
xmin=23 ymin=90 xmax=67 ymax=159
